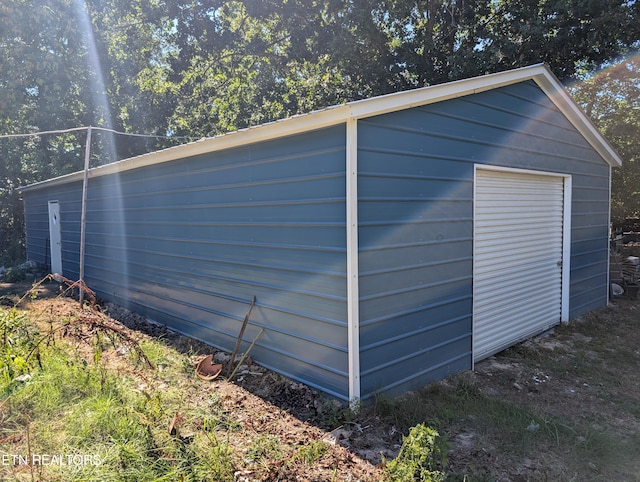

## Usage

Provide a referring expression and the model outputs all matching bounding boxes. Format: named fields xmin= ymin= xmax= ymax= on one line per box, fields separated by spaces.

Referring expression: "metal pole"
xmin=79 ymin=126 xmax=91 ymax=306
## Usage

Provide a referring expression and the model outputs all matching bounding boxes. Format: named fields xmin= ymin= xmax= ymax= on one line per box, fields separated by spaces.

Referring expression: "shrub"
xmin=0 ymin=307 xmax=38 ymax=385
xmin=384 ymin=423 xmax=447 ymax=482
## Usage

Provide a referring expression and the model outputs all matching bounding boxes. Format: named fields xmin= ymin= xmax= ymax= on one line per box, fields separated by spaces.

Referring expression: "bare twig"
xmin=228 ymin=296 xmax=256 ymax=370
xmin=53 ymin=274 xmax=97 ymax=307
xmin=228 ymin=327 xmax=264 ymax=381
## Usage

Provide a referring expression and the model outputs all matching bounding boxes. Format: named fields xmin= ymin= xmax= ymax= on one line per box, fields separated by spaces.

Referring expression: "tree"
xmin=2 ymin=0 xmax=640 ymax=264
xmin=570 ymin=55 xmax=640 ymax=223
xmin=1 ymin=0 xmax=91 ymax=264
xmin=0 ymin=0 xmax=182 ymax=265
xmin=365 ymin=0 xmax=640 ymax=86
xmin=129 ymin=0 xmax=394 ymax=137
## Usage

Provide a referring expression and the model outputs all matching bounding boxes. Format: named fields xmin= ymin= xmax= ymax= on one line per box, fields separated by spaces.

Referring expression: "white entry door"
xmin=473 ymin=167 xmax=570 ymax=362
xmin=48 ymin=201 xmax=63 ymax=275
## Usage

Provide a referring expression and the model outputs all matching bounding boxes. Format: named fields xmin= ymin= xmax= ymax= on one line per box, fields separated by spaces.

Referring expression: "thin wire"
xmin=0 ymin=125 xmax=200 ymax=141
xmin=0 ymin=126 xmax=87 ymax=138
xmin=93 ymin=126 xmax=200 ymax=140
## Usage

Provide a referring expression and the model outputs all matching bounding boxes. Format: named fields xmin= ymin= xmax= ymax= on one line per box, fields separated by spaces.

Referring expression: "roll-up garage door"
xmin=473 ymin=168 xmax=565 ymax=361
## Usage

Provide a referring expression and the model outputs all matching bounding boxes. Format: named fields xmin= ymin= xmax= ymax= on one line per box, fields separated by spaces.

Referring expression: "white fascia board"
xmin=607 ymin=164 xmax=613 ymax=305
xmin=347 ymin=64 xmax=552 ymax=119
xmin=21 ymin=63 xmax=621 ymax=193
xmin=531 ymin=68 xmax=623 ymax=168
xmin=21 ymin=104 xmax=352 ymax=192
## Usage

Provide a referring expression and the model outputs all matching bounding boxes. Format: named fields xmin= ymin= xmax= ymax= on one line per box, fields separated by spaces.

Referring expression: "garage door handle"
xmin=557 ymin=261 xmax=563 ymax=268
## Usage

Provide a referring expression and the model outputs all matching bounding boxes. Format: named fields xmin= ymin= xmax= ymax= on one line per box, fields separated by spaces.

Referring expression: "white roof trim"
xmin=21 ymin=63 xmax=621 ymax=192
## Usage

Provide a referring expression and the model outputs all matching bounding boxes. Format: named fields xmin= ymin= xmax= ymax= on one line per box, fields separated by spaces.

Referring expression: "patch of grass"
xmin=313 ymin=397 xmax=360 ymax=428
xmin=5 ymin=288 xmax=640 ymax=481
xmin=292 ymin=440 xmax=329 ymax=465
xmin=374 ymin=339 xmax=640 ymax=481
xmin=246 ymin=434 xmax=284 ymax=464
xmin=375 ymin=376 xmax=606 ymax=474
xmin=190 ymin=397 xmax=244 ymax=433
xmin=373 ymin=389 xmax=441 ymax=431
xmin=136 ymin=338 xmax=173 ymax=370
xmin=502 ymin=342 xmax=545 ymax=361
xmin=0 ymin=307 xmax=39 ymax=386
xmin=1 ymin=306 xmax=238 ymax=481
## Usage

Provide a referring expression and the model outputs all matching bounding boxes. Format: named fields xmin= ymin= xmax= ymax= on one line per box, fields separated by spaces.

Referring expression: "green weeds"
xmin=1 ymin=307 xmax=39 ymax=386
xmin=384 ymin=424 xmax=446 ymax=482
xmin=0 ymin=301 xmax=238 ymax=481
xmin=0 ymin=288 xmax=354 ymax=481
xmin=292 ymin=440 xmax=329 ymax=465
xmin=4 ymin=284 xmax=640 ymax=481
xmin=372 ymin=299 xmax=640 ymax=481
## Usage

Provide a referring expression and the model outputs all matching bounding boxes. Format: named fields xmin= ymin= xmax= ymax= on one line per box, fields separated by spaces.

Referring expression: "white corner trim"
xmin=606 ymin=164 xmax=613 ymax=305
xmin=561 ymin=175 xmax=572 ymax=322
xmin=346 ymin=118 xmax=361 ymax=405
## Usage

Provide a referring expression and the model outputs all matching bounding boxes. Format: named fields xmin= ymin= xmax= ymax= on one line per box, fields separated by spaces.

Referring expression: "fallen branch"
xmin=3 ymin=275 xmax=152 ymax=370
xmin=52 ymin=274 xmax=97 ymax=307
xmin=0 ymin=395 xmax=10 ymax=413
xmin=228 ymin=296 xmax=256 ymax=373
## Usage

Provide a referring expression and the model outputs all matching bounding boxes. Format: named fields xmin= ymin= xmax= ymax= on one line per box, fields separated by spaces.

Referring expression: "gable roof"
xmin=21 ymin=63 xmax=622 ymax=192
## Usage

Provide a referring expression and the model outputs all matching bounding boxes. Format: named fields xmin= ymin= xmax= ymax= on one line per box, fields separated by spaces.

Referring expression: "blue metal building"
xmin=21 ymin=64 xmax=622 ymax=403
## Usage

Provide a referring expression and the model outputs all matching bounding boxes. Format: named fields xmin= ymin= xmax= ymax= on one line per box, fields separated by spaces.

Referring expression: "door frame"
xmin=472 ymin=165 xmax=572 ymax=363
xmin=48 ymin=200 xmax=63 ymax=275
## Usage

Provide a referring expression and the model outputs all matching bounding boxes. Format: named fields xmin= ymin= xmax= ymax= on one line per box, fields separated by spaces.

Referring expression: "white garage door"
xmin=473 ymin=168 xmax=566 ymax=361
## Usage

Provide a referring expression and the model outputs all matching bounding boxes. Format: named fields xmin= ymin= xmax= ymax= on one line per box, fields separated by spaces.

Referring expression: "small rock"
xmin=454 ymin=432 xmax=475 ymax=450
xmin=116 ymin=346 xmax=130 ymax=356
xmin=323 ymin=427 xmax=351 ymax=445
xmin=513 ymin=382 xmax=523 ymax=391
xmin=214 ymin=352 xmax=231 ymax=363
xmin=522 ymin=458 xmax=535 ymax=468
xmin=359 ymin=449 xmax=381 ymax=464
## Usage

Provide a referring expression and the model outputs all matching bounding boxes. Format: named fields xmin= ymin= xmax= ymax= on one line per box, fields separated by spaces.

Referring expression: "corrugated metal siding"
xmin=357 ymin=80 xmax=610 ymax=400
xmin=24 ymin=182 xmax=83 ymax=273
xmin=24 ymin=125 xmax=351 ymax=400
xmin=473 ymin=170 xmax=564 ymax=360
xmin=357 ymin=130 xmax=475 ymax=401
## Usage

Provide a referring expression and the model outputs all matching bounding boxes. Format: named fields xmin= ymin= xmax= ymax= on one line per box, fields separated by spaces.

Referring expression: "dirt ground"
xmin=3 ymin=280 xmax=640 ymax=481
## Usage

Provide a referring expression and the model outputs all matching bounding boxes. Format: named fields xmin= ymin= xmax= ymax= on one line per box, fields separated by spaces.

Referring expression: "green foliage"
xmin=293 ymin=440 xmax=329 ymax=465
xmin=246 ymin=435 xmax=284 ymax=463
xmin=3 ymin=0 xmax=640 ymax=264
xmin=3 ymin=267 xmax=26 ymax=283
xmin=384 ymin=423 xmax=446 ymax=482
xmin=1 ymin=312 xmax=238 ymax=481
xmin=0 ymin=308 xmax=38 ymax=385
xmin=570 ymin=56 xmax=640 ymax=222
